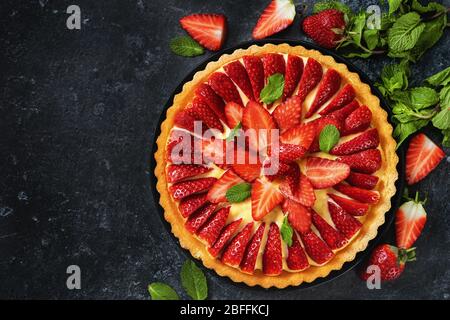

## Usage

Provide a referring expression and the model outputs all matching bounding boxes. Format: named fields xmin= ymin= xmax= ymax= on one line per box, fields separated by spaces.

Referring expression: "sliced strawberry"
xmin=242 ymin=100 xmax=277 ymax=151
xmin=209 ymin=219 xmax=242 ymax=257
xmin=346 ymin=171 xmax=379 ymax=190
xmin=208 ymin=72 xmax=243 ymax=105
xmin=189 ymin=97 xmax=224 ymax=132
xmin=252 ymin=0 xmax=296 ymax=39
xmin=224 ymin=60 xmax=255 ymax=100
xmin=197 ymin=206 xmax=230 ymax=246
xmin=174 ymin=109 xmax=198 ymax=132
xmin=283 ymin=55 xmax=303 ymax=101
xmin=406 ymin=133 xmax=445 ymax=185
xmin=167 ymin=164 xmax=210 ymax=183
xmin=251 ymin=179 xmax=284 ymax=221
xmin=179 ymin=193 xmax=209 ymax=218
xmin=224 ymin=102 xmax=243 ymax=128
xmin=308 ymin=116 xmax=342 ymax=153
xmin=185 ymin=203 xmax=218 ymax=233
xmin=334 ymin=183 xmax=380 ymax=204
xmin=243 ymin=55 xmax=265 ymax=101
xmin=297 ymin=58 xmax=323 ymax=102
xmin=305 ymin=157 xmax=350 ymax=189
xmin=232 ymin=162 xmax=262 ymax=182
xmin=306 ymin=69 xmax=341 ymax=118
xmin=328 ymin=199 xmax=362 ymax=239
xmin=262 ymin=53 xmax=286 ymax=83
xmin=195 ymin=83 xmax=226 ymax=123
xmin=311 ymin=209 xmax=347 ymax=249
xmin=167 ymin=130 xmax=196 ymax=164
xmin=169 ymin=177 xmax=217 ymax=200
xmin=263 ymin=160 xmax=293 ymax=180
xmin=240 ymin=223 xmax=266 ymax=273
xmin=326 ymin=99 xmax=360 ymax=124
xmin=199 ymin=137 xmax=229 ymax=165
xmin=262 ymin=223 xmax=283 ymax=276
xmin=343 ymin=105 xmax=372 ymax=135
xmin=179 ymin=14 xmax=227 ymax=51
xmin=274 ymin=143 xmax=307 ymax=162
xmin=207 ymin=170 xmax=244 ymax=203
xmin=273 ymin=95 xmax=302 ymax=133
xmin=286 ymin=232 xmax=310 ymax=271
xmin=282 ymin=199 xmax=312 ymax=234
xmin=222 ymin=222 xmax=254 ymax=267
xmin=396 ymin=194 xmax=427 ymax=249
xmin=331 ymin=128 xmax=379 ymax=155
xmin=278 ymin=162 xmax=300 ymax=197
xmin=337 ymin=149 xmax=382 ymax=174
xmin=319 ymin=84 xmax=356 ymax=116
xmin=300 ymin=229 xmax=334 ymax=265
xmin=280 ymin=122 xmax=316 ymax=150
xmin=297 ymin=174 xmax=316 ymax=207
xmin=328 ymin=193 xmax=369 ymax=216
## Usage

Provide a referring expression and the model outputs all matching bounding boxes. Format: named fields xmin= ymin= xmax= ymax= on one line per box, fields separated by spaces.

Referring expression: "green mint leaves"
xmin=281 ymin=215 xmax=294 ymax=247
xmin=313 ymin=1 xmax=353 ymax=17
xmin=181 ymin=260 xmax=208 ymax=300
xmin=226 ymin=183 xmax=252 ymax=203
xmin=148 ymin=282 xmax=179 ymax=300
xmin=170 ymin=36 xmax=204 ymax=57
xmin=319 ymin=124 xmax=340 ymax=153
xmin=388 ymin=12 xmax=425 ymax=53
xmin=426 ymin=66 xmax=450 ymax=87
xmin=226 ymin=122 xmax=242 ymax=142
xmin=260 ymin=73 xmax=284 ymax=104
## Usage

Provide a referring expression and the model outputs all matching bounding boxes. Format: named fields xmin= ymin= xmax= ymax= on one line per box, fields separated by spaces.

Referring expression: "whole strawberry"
xmin=359 ymin=244 xmax=416 ymax=282
xmin=302 ymin=9 xmax=346 ymax=49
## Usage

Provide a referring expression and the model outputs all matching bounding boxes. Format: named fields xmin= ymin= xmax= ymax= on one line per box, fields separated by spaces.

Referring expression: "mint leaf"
xmin=388 ymin=0 xmax=402 ymax=15
xmin=388 ymin=12 xmax=425 ymax=53
xmin=392 ymin=87 xmax=439 ymax=110
xmin=181 ymin=260 xmax=207 ymax=300
xmin=442 ymin=129 xmax=450 ymax=147
xmin=170 ymin=36 xmax=204 ymax=57
xmin=148 ymin=282 xmax=179 ymax=300
xmin=377 ymin=61 xmax=409 ymax=96
xmin=226 ymin=122 xmax=242 ymax=142
xmin=226 ymin=183 xmax=251 ymax=203
xmin=426 ymin=66 xmax=450 ymax=87
xmin=411 ymin=0 xmax=447 ymax=13
xmin=313 ymin=1 xmax=353 ymax=17
xmin=393 ymin=119 xmax=429 ymax=147
xmin=281 ymin=215 xmax=294 ymax=247
xmin=363 ymin=29 xmax=379 ymax=51
xmin=349 ymin=12 xmax=366 ymax=47
xmin=260 ymin=73 xmax=284 ymax=104
xmin=439 ymin=85 xmax=450 ymax=108
xmin=432 ymin=107 xmax=450 ymax=130
xmin=319 ymin=124 xmax=340 ymax=153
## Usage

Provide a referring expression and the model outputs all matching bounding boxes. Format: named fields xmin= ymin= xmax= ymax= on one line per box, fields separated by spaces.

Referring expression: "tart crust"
xmin=154 ymin=44 xmax=398 ymax=288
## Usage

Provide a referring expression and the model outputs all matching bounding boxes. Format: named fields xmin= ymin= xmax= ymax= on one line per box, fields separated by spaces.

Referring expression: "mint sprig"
xmin=226 ymin=183 xmax=251 ymax=203
xmin=148 ymin=282 xmax=179 ymax=300
xmin=170 ymin=36 xmax=204 ymax=57
xmin=319 ymin=124 xmax=340 ymax=153
xmin=260 ymin=73 xmax=284 ymax=104
xmin=181 ymin=260 xmax=208 ymax=300
xmin=281 ymin=215 xmax=294 ymax=247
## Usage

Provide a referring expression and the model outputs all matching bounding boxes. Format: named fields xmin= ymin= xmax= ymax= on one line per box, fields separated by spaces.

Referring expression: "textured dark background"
xmin=0 ymin=0 xmax=449 ymax=299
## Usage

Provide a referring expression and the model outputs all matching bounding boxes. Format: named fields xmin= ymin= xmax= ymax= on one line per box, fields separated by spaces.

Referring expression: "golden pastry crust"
xmin=154 ymin=44 xmax=399 ymax=288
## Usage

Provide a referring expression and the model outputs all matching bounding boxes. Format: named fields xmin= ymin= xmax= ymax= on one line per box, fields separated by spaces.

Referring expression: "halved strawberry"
xmin=251 ymin=179 xmax=284 ymax=221
xmin=263 ymin=160 xmax=293 ymax=180
xmin=180 ymin=13 xmax=227 ymax=51
xmin=305 ymin=69 xmax=341 ymax=118
xmin=300 ymin=229 xmax=334 ymax=265
xmin=283 ymin=55 xmax=303 ymax=101
xmin=169 ymin=177 xmax=217 ymax=200
xmin=343 ymin=105 xmax=372 ymax=135
xmin=197 ymin=206 xmax=230 ymax=246
xmin=334 ymin=183 xmax=380 ymax=204
xmin=179 ymin=193 xmax=209 ymax=218
xmin=346 ymin=171 xmax=379 ymax=190
xmin=273 ymin=95 xmax=302 ymax=133
xmin=311 ymin=209 xmax=347 ymax=249
xmin=280 ymin=122 xmax=316 ymax=150
xmin=331 ymin=128 xmax=379 ymax=155
xmin=406 ymin=133 xmax=445 ymax=185
xmin=337 ymin=149 xmax=382 ymax=174
xmin=224 ymin=102 xmax=243 ymax=128
xmin=327 ymin=193 xmax=369 ymax=216
xmin=167 ymin=164 xmax=210 ymax=183
xmin=252 ymin=0 xmax=296 ymax=40
xmin=189 ymin=97 xmax=224 ymax=132
xmin=195 ymin=83 xmax=226 ymax=123
xmin=209 ymin=72 xmax=243 ymax=105
xmin=305 ymin=157 xmax=350 ymax=189
xmin=277 ymin=162 xmax=300 ymax=195
xmin=297 ymin=58 xmax=323 ymax=102
xmin=262 ymin=53 xmax=286 ymax=83
xmin=222 ymin=222 xmax=254 ymax=267
xmin=262 ymin=223 xmax=283 ymax=276
xmin=308 ymin=117 xmax=342 ymax=153
xmin=185 ymin=203 xmax=218 ymax=233
xmin=232 ymin=161 xmax=262 ymax=182
xmin=240 ymin=223 xmax=266 ymax=273
xmin=276 ymin=143 xmax=307 ymax=162
xmin=174 ymin=109 xmax=198 ymax=132
xmin=224 ymin=60 xmax=255 ymax=100
xmin=207 ymin=169 xmax=244 ymax=203
xmin=282 ymin=199 xmax=312 ymax=234
xmin=242 ymin=100 xmax=277 ymax=151
xmin=396 ymin=193 xmax=427 ymax=249
xmin=209 ymin=219 xmax=242 ymax=257
xmin=286 ymin=232 xmax=310 ymax=271
xmin=297 ymin=174 xmax=316 ymax=207
xmin=319 ymin=84 xmax=356 ymax=116
xmin=243 ymin=55 xmax=265 ymax=101
xmin=199 ymin=137 xmax=230 ymax=165
xmin=328 ymin=199 xmax=362 ymax=239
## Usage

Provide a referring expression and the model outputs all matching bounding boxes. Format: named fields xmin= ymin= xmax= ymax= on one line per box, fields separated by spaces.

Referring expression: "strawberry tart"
xmin=154 ymin=44 xmax=398 ymax=288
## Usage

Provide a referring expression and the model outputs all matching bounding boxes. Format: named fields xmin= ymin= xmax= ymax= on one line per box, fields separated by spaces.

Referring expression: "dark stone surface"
xmin=0 ymin=0 xmax=449 ymax=299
